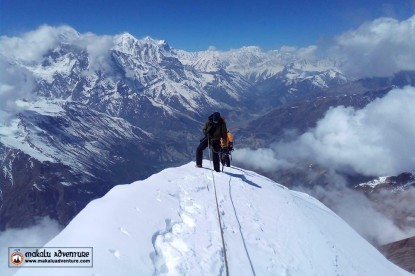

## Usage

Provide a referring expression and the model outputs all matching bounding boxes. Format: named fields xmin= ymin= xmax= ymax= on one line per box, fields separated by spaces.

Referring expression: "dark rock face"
xmin=0 ymin=147 xmax=82 ymax=229
xmin=380 ymin=236 xmax=415 ymax=274
xmin=0 ymin=102 xmax=186 ymax=230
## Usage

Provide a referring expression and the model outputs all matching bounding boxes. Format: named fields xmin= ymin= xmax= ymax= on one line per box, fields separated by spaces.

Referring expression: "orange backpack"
xmin=221 ymin=131 xmax=234 ymax=149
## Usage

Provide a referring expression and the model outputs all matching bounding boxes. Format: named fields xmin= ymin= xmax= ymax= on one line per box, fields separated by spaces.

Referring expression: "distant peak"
xmin=57 ymin=26 xmax=80 ymax=42
xmin=240 ymin=46 xmax=262 ymax=51
xmin=118 ymin=32 xmax=137 ymax=41
xmin=113 ymin=33 xmax=138 ymax=48
xmin=158 ymin=40 xmax=167 ymax=46
xmin=143 ymin=36 xmax=169 ymax=46
xmin=143 ymin=35 xmax=155 ymax=41
xmin=112 ymin=33 xmax=172 ymax=55
xmin=141 ymin=36 xmax=170 ymax=50
xmin=227 ymin=46 xmax=263 ymax=55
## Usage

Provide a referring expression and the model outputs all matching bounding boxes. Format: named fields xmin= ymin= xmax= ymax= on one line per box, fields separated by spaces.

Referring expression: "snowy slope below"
xmin=15 ymin=162 xmax=409 ymax=276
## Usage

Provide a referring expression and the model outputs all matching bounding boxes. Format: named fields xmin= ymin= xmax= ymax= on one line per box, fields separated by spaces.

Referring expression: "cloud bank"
xmin=0 ymin=25 xmax=115 ymax=121
xmin=0 ymin=25 xmax=82 ymax=64
xmin=233 ymin=86 xmax=415 ymax=245
xmin=234 ymin=86 xmax=415 ymax=177
xmin=331 ymin=15 xmax=415 ymax=78
xmin=0 ymin=217 xmax=62 ymax=276
xmin=307 ymin=185 xmax=415 ymax=245
xmin=0 ymin=60 xmax=35 ymax=121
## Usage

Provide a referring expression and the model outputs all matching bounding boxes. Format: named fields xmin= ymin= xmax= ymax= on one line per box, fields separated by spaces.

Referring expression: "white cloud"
xmin=77 ymin=32 xmax=115 ymax=73
xmin=296 ymin=45 xmax=318 ymax=60
xmin=0 ymin=217 xmax=62 ymax=276
xmin=0 ymin=25 xmax=78 ymax=64
xmin=294 ymin=86 xmax=415 ymax=176
xmin=234 ymin=86 xmax=415 ymax=246
xmin=279 ymin=45 xmax=297 ymax=52
xmin=304 ymin=185 xmax=415 ymax=246
xmin=0 ymin=24 xmax=115 ymax=73
xmin=279 ymin=45 xmax=318 ymax=60
xmin=278 ymin=15 xmax=415 ymax=77
xmin=0 ymin=59 xmax=36 ymax=121
xmin=235 ymin=86 xmax=415 ymax=177
xmin=233 ymin=147 xmax=294 ymax=172
xmin=331 ymin=15 xmax=415 ymax=78
xmin=0 ymin=25 xmax=116 ymax=120
xmin=0 ymin=26 xmax=75 ymax=120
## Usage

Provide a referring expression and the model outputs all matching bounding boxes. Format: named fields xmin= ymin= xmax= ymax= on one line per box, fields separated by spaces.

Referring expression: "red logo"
xmin=10 ymin=251 xmax=24 ymax=265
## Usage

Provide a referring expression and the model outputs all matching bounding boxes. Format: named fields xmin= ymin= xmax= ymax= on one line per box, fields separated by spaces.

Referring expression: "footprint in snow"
xmin=118 ymin=227 xmax=130 ymax=236
xmin=108 ymin=249 xmax=120 ymax=259
xmin=156 ymin=189 xmax=162 ymax=202
xmin=180 ymin=213 xmax=196 ymax=228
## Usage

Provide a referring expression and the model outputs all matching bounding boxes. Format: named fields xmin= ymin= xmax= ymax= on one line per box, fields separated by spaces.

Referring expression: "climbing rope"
xmin=207 ymin=137 xmax=230 ymax=276
xmin=228 ymin=176 xmax=256 ymax=276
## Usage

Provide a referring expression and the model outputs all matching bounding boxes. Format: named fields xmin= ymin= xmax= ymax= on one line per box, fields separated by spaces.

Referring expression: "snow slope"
xmin=15 ymin=162 xmax=409 ymax=276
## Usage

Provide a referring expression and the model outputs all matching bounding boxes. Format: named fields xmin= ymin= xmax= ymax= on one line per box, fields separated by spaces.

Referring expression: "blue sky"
xmin=0 ymin=0 xmax=414 ymax=51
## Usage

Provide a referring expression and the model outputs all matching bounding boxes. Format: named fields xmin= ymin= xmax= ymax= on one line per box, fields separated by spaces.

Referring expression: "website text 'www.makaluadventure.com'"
xmin=8 ymin=247 xmax=93 ymax=268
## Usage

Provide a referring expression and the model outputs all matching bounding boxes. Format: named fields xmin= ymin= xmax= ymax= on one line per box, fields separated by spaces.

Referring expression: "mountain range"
xmin=1 ymin=28 xmax=414 ymax=240
xmin=0 ymin=30 xmax=346 ymax=229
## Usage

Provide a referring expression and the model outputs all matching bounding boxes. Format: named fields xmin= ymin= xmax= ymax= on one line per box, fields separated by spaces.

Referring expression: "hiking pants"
xmin=196 ymin=137 xmax=221 ymax=172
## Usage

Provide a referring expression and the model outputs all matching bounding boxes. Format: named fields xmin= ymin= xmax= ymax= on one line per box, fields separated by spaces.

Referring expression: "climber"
xmin=195 ymin=112 xmax=228 ymax=172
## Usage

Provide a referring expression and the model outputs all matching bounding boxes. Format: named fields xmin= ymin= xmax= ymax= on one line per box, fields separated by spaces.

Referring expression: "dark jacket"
xmin=203 ymin=118 xmax=228 ymax=144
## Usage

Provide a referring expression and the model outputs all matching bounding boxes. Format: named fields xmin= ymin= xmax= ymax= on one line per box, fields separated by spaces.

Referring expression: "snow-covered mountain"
xmin=19 ymin=32 xmax=255 ymax=116
xmin=353 ymin=172 xmax=415 ymax=240
xmin=356 ymin=172 xmax=415 ymax=193
xmin=0 ymin=29 xmax=352 ymax=230
xmin=2 ymin=27 xmax=414 ymax=235
xmin=176 ymin=45 xmax=342 ymax=82
xmin=176 ymin=45 xmax=348 ymax=109
xmin=14 ymin=162 xmax=410 ymax=275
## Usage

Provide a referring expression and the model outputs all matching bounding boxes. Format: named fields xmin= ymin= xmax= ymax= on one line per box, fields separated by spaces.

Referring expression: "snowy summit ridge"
xmin=16 ymin=162 xmax=409 ymax=276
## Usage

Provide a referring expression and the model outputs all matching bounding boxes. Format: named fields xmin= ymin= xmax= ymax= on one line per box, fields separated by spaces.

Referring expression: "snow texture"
xmin=14 ymin=162 xmax=409 ymax=276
